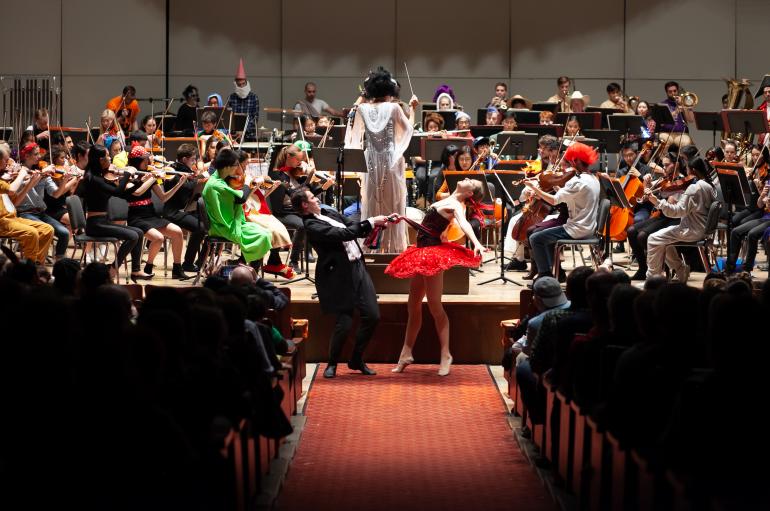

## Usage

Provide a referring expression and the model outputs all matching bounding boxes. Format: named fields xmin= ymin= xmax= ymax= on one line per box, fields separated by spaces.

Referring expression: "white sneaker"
xmin=672 ymin=264 xmax=690 ymax=283
xmin=98 ymin=245 xmax=108 ymax=262
xmin=85 ymin=254 xmax=94 ymax=264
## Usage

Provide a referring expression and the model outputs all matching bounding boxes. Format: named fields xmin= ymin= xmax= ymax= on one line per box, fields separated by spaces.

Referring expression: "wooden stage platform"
xmin=140 ymin=248 xmax=721 ymax=365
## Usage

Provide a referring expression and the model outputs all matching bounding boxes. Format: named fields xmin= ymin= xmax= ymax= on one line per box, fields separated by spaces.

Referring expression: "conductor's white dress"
xmin=345 ymin=101 xmax=413 ymax=253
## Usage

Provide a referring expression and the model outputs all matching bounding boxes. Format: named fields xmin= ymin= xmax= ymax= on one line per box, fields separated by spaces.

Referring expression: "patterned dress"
xmin=345 ymin=102 xmax=413 ymax=252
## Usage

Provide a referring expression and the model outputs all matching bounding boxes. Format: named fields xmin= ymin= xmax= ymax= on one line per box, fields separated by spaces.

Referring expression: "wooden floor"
xmin=129 ymin=246 xmax=758 ymax=364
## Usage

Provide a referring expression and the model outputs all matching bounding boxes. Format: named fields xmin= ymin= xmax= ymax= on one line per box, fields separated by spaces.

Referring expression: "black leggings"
xmin=86 ymin=216 xmax=144 ymax=271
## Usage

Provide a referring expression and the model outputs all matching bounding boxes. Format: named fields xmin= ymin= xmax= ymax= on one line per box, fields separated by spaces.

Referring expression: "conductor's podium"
xmin=364 ymin=253 xmax=470 ymax=295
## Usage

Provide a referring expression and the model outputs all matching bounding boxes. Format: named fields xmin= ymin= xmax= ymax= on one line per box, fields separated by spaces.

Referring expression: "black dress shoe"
xmin=181 ymin=262 xmax=199 ymax=273
xmin=347 ymin=361 xmax=377 ymax=375
xmin=323 ymin=365 xmax=337 ymax=378
xmin=505 ymin=258 xmax=528 ymax=271
xmin=630 ymin=268 xmax=647 ymax=281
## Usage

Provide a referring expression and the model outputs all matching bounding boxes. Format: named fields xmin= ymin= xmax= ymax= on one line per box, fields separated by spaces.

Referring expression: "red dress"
xmin=385 ymin=207 xmax=480 ymax=279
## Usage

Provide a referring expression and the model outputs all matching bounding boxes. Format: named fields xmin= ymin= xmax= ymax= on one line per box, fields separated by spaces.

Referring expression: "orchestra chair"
xmin=150 ymin=193 xmax=170 ymax=277
xmin=66 ymin=196 xmax=121 ymax=280
xmin=193 ymin=197 xmax=229 ymax=285
xmin=552 ymin=198 xmax=610 ymax=276
xmin=668 ymin=201 xmax=721 ymax=275
xmin=0 ymin=236 xmax=21 ymax=258
xmin=107 ymin=197 xmax=133 ymax=283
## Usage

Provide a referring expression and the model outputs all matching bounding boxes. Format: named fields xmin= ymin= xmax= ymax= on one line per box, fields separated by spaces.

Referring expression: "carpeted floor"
xmin=276 ymin=364 xmax=557 ymax=511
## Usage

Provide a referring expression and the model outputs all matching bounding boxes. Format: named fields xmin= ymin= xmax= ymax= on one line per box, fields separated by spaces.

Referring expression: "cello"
xmin=606 ymin=140 xmax=654 ymax=240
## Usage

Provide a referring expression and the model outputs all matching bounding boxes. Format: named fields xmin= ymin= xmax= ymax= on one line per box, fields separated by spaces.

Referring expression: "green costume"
xmin=202 ymin=171 xmax=272 ymax=263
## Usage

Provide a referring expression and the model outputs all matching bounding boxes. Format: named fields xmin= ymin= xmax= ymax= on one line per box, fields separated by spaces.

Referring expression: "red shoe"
xmin=263 ymin=263 xmax=295 ymax=279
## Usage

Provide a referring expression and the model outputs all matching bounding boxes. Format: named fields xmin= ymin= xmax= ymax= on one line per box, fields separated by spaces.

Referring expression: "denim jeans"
xmin=19 ymin=212 xmax=69 ymax=257
xmin=530 ymin=225 xmax=571 ymax=275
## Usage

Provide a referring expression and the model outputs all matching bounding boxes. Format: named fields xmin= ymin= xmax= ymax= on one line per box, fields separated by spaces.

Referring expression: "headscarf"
xmin=435 ymin=92 xmax=454 ymax=110
xmin=207 ymin=93 xmax=223 ymax=106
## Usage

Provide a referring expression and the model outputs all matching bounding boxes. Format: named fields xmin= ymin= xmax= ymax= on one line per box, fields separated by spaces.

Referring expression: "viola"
xmin=658 ymin=174 xmax=695 ymax=197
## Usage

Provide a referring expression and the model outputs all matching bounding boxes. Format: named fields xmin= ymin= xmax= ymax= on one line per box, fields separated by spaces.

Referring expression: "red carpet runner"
xmin=277 ymin=364 xmax=557 ymax=511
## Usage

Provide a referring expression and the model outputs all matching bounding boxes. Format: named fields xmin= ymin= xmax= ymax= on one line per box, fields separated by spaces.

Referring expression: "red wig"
xmin=563 ymin=142 xmax=598 ymax=167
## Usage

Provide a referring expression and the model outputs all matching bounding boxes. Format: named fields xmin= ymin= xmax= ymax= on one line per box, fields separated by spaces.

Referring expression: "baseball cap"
xmin=532 ymin=276 xmax=568 ymax=308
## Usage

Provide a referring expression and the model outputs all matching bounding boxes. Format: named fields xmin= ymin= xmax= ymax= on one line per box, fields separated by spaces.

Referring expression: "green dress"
xmin=202 ymin=171 xmax=272 ymax=263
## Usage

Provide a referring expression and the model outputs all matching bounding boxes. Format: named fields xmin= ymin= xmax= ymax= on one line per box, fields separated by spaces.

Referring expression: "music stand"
xmin=650 ymin=103 xmax=675 ymax=129
xmin=584 ymin=129 xmax=622 ymax=173
xmin=421 ymin=110 xmax=457 ymax=130
xmin=555 ymin=111 xmax=601 ymax=130
xmin=714 ymin=162 xmax=752 ymax=258
xmin=598 ymin=173 xmax=632 ymax=258
xmin=470 ymin=125 xmax=503 ymax=138
xmin=196 ymin=106 xmax=231 ymax=127
xmin=694 ymin=111 xmax=724 ymax=147
xmin=494 ymin=132 xmax=538 ymax=159
xmin=154 ymin=114 xmax=175 ymax=134
xmin=587 ymin=107 xmax=623 ymax=129
xmin=608 ymin=114 xmax=644 ymax=142
xmin=265 ymin=108 xmax=302 ymax=132
xmin=422 ymin=137 xmax=472 ymax=161
xmin=510 ymin=110 xmax=540 ymax=125
xmin=520 ymin=124 xmax=563 ymax=138
xmin=231 ymin=113 xmax=247 ymax=135
xmin=0 ymin=127 xmax=12 ymax=142
xmin=531 ymin=102 xmax=559 ymax=113
xmin=314 ymin=146 xmax=367 ymax=214
xmin=160 ymin=137 xmax=196 ymax=161
xmin=474 ymin=168 xmax=524 ymax=286
xmin=721 ymin=109 xmax=769 ymax=144
xmin=315 ymin=125 xmax=345 ymax=148
xmin=267 ymin=143 xmax=291 ymax=172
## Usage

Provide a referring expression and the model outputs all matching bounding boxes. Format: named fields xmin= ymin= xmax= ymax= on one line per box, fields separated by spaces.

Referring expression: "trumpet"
xmin=676 ymin=91 xmax=698 ymax=108
xmin=623 ymin=95 xmax=640 ymax=111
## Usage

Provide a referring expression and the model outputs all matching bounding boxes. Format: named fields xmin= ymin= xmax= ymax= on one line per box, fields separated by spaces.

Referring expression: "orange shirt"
xmin=106 ymin=96 xmax=140 ymax=129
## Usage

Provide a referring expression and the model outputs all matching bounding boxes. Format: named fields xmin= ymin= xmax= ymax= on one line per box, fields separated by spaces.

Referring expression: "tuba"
xmin=723 ymin=78 xmax=754 ymax=156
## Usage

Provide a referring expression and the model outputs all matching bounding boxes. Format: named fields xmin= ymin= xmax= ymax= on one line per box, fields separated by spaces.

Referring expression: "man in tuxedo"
xmin=291 ymin=188 xmax=390 ymax=378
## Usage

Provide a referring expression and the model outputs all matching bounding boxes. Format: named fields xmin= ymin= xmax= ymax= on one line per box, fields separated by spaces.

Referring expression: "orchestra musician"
xmin=659 ymin=81 xmax=695 ymax=147
xmin=757 ymin=77 xmax=770 ymax=145
xmin=106 ymin=85 xmax=140 ymax=133
xmin=164 ymin=143 xmax=209 ymax=274
xmin=626 ymin=151 xmax=685 ymax=280
xmin=268 ymin=143 xmax=323 ymax=271
xmin=487 ymin=82 xmax=509 ymax=109
xmin=202 ymin=147 xmax=272 ymax=268
xmin=76 ymin=144 xmax=149 ymax=280
xmin=15 ymin=143 xmax=77 ymax=261
xmin=294 ymin=82 xmax=344 ymax=118
xmin=569 ymin=91 xmax=588 ymax=113
xmin=140 ymin=115 xmax=161 ymax=149
xmin=175 ymin=85 xmax=200 ymax=135
xmin=642 ymin=157 xmax=716 ymax=283
xmin=599 ymin=83 xmax=633 ymax=113
xmin=229 ymin=59 xmax=259 ymax=142
xmin=30 ymin=109 xmax=51 ymax=143
xmin=525 ymin=142 xmax=601 ymax=282
xmin=97 ymin=109 xmax=122 ymax=150
xmin=636 ymin=101 xmax=656 ymax=139
xmin=0 ymin=143 xmax=54 ymax=264
xmin=546 ymin=76 xmax=572 ymax=113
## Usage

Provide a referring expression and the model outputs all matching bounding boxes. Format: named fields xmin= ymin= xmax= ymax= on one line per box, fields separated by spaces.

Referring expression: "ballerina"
xmin=383 ymin=178 xmax=486 ymax=376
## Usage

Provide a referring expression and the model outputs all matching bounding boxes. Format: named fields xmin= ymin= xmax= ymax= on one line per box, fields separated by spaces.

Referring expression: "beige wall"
xmin=2 ymin=0 xmax=767 ymax=150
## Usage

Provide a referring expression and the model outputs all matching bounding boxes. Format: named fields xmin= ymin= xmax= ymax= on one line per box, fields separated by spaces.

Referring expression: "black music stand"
xmin=422 ymin=137 xmax=472 ymax=161
xmin=519 ymin=124 xmax=563 ymax=138
xmin=608 ymin=114 xmax=644 ymax=143
xmin=587 ymin=106 xmax=624 ymax=128
xmin=584 ymin=129 xmax=622 ymax=173
xmin=714 ymin=162 xmax=752 ymax=258
xmin=721 ymin=109 xmax=769 ymax=145
xmin=510 ymin=110 xmax=540 ymax=125
xmin=314 ymin=146 xmax=367 ymax=214
xmin=694 ymin=111 xmax=724 ymax=147
xmin=494 ymin=132 xmax=538 ymax=159
xmin=476 ymin=108 xmax=488 ymax=125
xmin=555 ymin=111 xmax=601 ymax=130
xmin=470 ymin=125 xmax=503 ymax=138
xmin=650 ymin=103 xmax=676 ymax=130
xmin=531 ymin=102 xmax=559 ymax=113
xmin=598 ymin=173 xmax=632 ymax=260
xmin=0 ymin=127 xmax=12 ymax=142
xmin=479 ymin=168 xmax=526 ymax=286
xmin=266 ymin=109 xmax=301 ymax=132
xmin=196 ymin=106 xmax=231 ymax=127
xmin=315 ymin=125 xmax=346 ymax=148
xmin=421 ymin=110 xmax=457 ymax=130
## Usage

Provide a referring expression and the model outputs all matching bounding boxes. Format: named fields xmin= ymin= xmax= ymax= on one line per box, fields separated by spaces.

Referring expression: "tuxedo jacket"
xmin=302 ymin=208 xmax=373 ymax=314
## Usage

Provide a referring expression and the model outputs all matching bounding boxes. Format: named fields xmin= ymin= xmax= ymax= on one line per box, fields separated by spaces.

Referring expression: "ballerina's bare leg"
xmin=424 ymin=271 xmax=452 ymax=375
xmin=392 ymin=276 xmax=426 ymax=372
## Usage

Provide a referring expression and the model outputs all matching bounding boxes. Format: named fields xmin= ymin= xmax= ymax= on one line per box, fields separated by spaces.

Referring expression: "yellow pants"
xmin=0 ymin=216 xmax=54 ymax=263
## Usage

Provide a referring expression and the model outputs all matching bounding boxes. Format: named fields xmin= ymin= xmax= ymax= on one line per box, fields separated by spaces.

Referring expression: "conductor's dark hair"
xmin=214 ymin=148 xmax=239 ymax=170
xmin=364 ymin=67 xmax=397 ymax=99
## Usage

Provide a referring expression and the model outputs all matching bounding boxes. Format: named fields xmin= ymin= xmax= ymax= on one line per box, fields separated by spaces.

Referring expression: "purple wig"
xmin=432 ymin=84 xmax=456 ymax=102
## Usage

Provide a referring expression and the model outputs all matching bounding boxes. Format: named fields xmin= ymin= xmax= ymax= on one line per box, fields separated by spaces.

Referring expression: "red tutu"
xmin=384 ymin=243 xmax=481 ymax=279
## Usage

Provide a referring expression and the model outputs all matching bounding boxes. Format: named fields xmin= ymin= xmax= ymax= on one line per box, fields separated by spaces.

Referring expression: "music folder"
xmin=313 ymin=147 xmax=367 ymax=173
xmin=713 ymin=161 xmax=751 ymax=208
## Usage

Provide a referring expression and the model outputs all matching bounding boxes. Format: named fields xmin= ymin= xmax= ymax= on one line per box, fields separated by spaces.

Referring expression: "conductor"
xmin=291 ymin=188 xmax=391 ymax=378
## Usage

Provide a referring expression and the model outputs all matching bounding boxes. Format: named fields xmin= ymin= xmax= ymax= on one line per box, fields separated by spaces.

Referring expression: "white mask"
xmin=234 ymin=81 xmax=251 ymax=99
